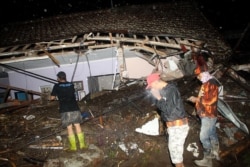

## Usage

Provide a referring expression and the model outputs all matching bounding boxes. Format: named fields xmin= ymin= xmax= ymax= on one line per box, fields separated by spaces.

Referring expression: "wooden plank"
xmin=125 ymin=45 xmax=166 ymax=57
xmin=0 ymin=83 xmax=42 ymax=96
xmin=35 ymin=43 xmax=60 ymax=67
xmin=109 ymin=33 xmax=113 ymax=45
xmin=88 ymin=36 xmax=181 ymax=49
xmin=88 ymin=44 xmax=119 ymax=49
xmin=10 ymin=45 xmax=20 ymax=52
xmin=0 ymin=101 xmax=21 ymax=110
xmin=220 ymin=139 xmax=250 ymax=159
xmin=22 ymin=44 xmax=32 ymax=50
xmin=72 ymin=36 xmax=77 ymax=43
xmin=60 ymin=39 xmax=65 ymax=45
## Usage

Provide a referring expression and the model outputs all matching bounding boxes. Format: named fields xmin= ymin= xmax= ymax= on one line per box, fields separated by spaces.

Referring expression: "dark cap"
xmin=57 ymin=71 xmax=66 ymax=79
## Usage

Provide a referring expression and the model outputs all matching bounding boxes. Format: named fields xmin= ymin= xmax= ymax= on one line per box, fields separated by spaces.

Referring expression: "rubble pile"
xmin=0 ymin=68 xmax=250 ymax=167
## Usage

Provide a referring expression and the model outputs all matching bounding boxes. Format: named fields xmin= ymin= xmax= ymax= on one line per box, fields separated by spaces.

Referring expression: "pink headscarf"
xmin=200 ymin=72 xmax=213 ymax=83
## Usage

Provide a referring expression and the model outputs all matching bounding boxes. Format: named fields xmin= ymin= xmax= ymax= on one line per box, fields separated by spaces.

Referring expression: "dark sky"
xmin=0 ymin=0 xmax=249 ymax=32
xmin=198 ymin=0 xmax=249 ymax=32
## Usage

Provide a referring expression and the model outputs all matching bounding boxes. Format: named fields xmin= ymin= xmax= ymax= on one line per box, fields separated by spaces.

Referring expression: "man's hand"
xmin=150 ymin=89 xmax=161 ymax=100
xmin=198 ymin=89 xmax=204 ymax=97
xmin=187 ymin=96 xmax=198 ymax=103
xmin=50 ymin=95 xmax=56 ymax=101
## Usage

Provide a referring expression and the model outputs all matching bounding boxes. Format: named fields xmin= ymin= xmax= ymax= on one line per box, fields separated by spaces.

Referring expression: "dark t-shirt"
xmin=156 ymin=82 xmax=187 ymax=122
xmin=51 ymin=82 xmax=79 ymax=113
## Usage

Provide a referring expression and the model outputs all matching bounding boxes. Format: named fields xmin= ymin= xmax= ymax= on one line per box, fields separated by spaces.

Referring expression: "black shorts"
xmin=60 ymin=110 xmax=83 ymax=127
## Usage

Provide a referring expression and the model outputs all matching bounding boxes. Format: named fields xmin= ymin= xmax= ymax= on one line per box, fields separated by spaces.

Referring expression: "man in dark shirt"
xmin=146 ymin=72 xmax=189 ymax=167
xmin=50 ymin=71 xmax=86 ymax=151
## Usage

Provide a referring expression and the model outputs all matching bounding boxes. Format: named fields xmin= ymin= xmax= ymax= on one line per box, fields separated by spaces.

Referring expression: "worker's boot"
xmin=211 ymin=142 xmax=220 ymax=160
xmin=194 ymin=149 xmax=213 ymax=167
xmin=68 ymin=135 xmax=77 ymax=151
xmin=77 ymin=132 xmax=87 ymax=149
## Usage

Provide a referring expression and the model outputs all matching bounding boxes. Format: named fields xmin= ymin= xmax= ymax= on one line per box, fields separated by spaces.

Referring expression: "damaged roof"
xmin=0 ymin=1 xmax=232 ymax=63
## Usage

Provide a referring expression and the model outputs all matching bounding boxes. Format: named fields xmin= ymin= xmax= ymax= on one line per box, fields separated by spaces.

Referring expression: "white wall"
xmin=125 ymin=57 xmax=154 ymax=78
xmin=7 ymin=48 xmax=155 ymax=99
xmin=8 ymin=57 xmax=118 ymax=99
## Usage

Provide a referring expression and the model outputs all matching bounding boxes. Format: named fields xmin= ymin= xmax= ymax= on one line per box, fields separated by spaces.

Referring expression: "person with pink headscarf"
xmin=188 ymin=67 xmax=221 ymax=167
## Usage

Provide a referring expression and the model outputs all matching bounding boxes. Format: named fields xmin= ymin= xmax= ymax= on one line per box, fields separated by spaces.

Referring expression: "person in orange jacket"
xmin=188 ymin=65 xmax=221 ymax=167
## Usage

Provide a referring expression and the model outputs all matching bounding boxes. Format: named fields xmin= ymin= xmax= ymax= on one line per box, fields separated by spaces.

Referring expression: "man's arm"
xmin=50 ymin=95 xmax=56 ymax=101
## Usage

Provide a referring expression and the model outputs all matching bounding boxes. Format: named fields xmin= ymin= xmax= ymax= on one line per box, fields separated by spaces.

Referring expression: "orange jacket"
xmin=195 ymin=79 xmax=219 ymax=118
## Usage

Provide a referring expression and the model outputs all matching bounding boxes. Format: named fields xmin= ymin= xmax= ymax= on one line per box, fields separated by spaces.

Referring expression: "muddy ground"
xmin=0 ymin=68 xmax=250 ymax=167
